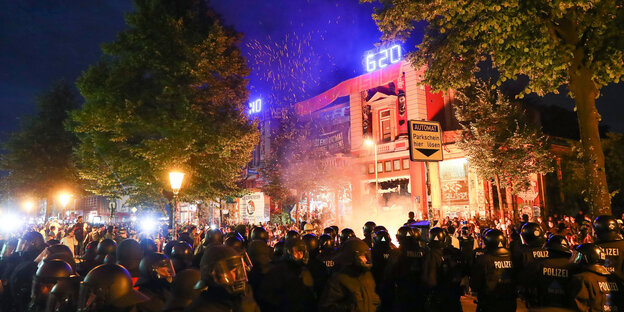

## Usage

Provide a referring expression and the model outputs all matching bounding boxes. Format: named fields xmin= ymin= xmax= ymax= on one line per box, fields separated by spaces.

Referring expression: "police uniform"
xmin=596 ymin=239 xmax=624 ymax=280
xmin=569 ymin=265 xmax=624 ymax=311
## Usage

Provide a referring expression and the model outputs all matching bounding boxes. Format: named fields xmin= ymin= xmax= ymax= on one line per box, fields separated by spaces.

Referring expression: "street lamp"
xmin=364 ymin=139 xmax=379 ymax=200
xmin=23 ymin=200 xmax=34 ymax=212
xmin=169 ymin=171 xmax=185 ymax=239
xmin=58 ymin=193 xmax=72 ymax=209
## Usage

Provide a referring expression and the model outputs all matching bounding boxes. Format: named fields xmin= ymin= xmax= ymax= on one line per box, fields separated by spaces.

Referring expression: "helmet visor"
xmin=212 ymin=256 xmax=247 ymax=294
xmin=154 ymin=259 xmax=176 ymax=283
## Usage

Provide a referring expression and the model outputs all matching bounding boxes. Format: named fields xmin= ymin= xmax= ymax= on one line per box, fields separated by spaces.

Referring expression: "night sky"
xmin=1 ymin=0 xmax=623 ymax=143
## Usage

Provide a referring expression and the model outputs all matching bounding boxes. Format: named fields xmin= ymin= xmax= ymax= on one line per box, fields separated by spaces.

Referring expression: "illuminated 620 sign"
xmin=364 ymin=44 xmax=402 ymax=72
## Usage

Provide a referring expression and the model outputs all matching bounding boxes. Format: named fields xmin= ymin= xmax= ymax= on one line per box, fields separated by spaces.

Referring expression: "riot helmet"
xmin=273 ymin=241 xmax=285 ymax=258
xmin=396 ymin=226 xmax=415 ymax=248
xmin=428 ymin=227 xmax=448 ymax=248
xmin=373 ymin=225 xmax=387 ymax=233
xmin=593 ymin=215 xmax=622 ymax=242
xmin=95 ymin=239 xmax=117 ymax=263
xmin=16 ymin=231 xmax=46 ymax=259
xmin=284 ymin=238 xmax=309 ymax=265
xmin=83 ymin=241 xmax=98 ymax=261
xmin=1 ymin=238 xmax=18 ymax=260
xmin=338 ymin=238 xmax=371 ymax=271
xmin=30 ymin=259 xmax=73 ymax=309
xmin=545 ymin=235 xmax=572 ymax=257
xmin=77 ymin=264 xmax=149 ymax=311
xmin=319 ymin=234 xmax=335 ymax=250
xmin=225 ymin=235 xmax=244 ymax=251
xmin=139 ymin=238 xmax=157 ymax=255
xmin=340 ymin=228 xmax=356 ymax=244
xmin=363 ymin=221 xmax=376 ymax=238
xmin=203 ymin=229 xmax=224 ymax=246
xmin=46 ymin=276 xmax=81 ymax=312
xmin=137 ymin=253 xmax=176 ymax=285
xmin=234 ymin=225 xmax=248 ymax=241
xmin=323 ymin=227 xmax=337 ymax=242
xmin=302 ymin=234 xmax=319 ymax=258
xmin=285 ymin=230 xmax=300 ymax=242
xmin=373 ymin=230 xmax=391 ymax=248
xmin=483 ymin=229 xmax=507 ymax=250
xmin=200 ymin=245 xmax=247 ymax=295
xmin=43 ymin=251 xmax=77 ymax=274
xmin=520 ymin=222 xmax=545 ymax=247
xmin=116 ymin=239 xmax=143 ymax=277
xmin=572 ymin=243 xmax=606 ymax=266
xmin=250 ymin=227 xmax=269 ymax=243
xmin=170 ymin=241 xmax=193 ymax=272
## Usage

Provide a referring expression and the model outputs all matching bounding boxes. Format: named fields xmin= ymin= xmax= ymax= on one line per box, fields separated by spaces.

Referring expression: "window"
xmin=377 ymin=162 xmax=383 ymax=173
xmin=385 ymin=161 xmax=392 ymax=172
xmin=379 ymin=109 xmax=392 ymax=142
xmin=368 ymin=163 xmax=375 ymax=174
xmin=402 ymin=158 xmax=410 ymax=169
xmin=394 ymin=159 xmax=401 ymax=171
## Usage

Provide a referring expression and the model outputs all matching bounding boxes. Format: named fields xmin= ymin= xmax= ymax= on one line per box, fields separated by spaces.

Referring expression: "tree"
xmin=454 ymin=80 xmax=553 ymax=219
xmin=0 ymin=81 xmax=82 ymax=220
xmin=365 ymin=0 xmax=624 ymax=216
xmin=72 ymin=0 xmax=258 ymax=207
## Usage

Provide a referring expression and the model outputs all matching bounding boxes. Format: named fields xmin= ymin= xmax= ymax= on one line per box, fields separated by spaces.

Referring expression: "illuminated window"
xmin=403 ymin=158 xmax=410 ymax=169
xmin=368 ymin=163 xmax=375 ymax=174
xmin=385 ymin=161 xmax=392 ymax=172
xmin=394 ymin=159 xmax=401 ymax=171
xmin=377 ymin=162 xmax=383 ymax=173
xmin=380 ymin=109 xmax=392 ymax=142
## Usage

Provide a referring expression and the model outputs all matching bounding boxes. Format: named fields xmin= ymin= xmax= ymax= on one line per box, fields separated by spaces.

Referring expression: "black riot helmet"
xmin=203 ymin=229 xmax=224 ymax=246
xmin=483 ymin=229 xmax=507 ymax=251
xmin=250 ymin=227 xmax=269 ymax=242
xmin=31 ymin=259 xmax=73 ymax=308
xmin=1 ymin=238 xmax=18 ymax=260
xmin=319 ymin=234 xmax=335 ymax=250
xmin=572 ymin=243 xmax=606 ymax=266
xmin=77 ymin=264 xmax=149 ymax=311
xmin=46 ymin=276 xmax=81 ymax=312
xmin=83 ymin=240 xmax=98 ymax=261
xmin=363 ymin=221 xmax=376 ymax=238
xmin=338 ymin=238 xmax=371 ymax=271
xmin=340 ymin=228 xmax=356 ymax=244
xmin=545 ymin=235 xmax=572 ymax=257
xmin=16 ymin=231 xmax=46 ymax=258
xmin=273 ymin=241 xmax=285 ymax=258
xmin=95 ymin=239 xmax=117 ymax=263
xmin=225 ymin=235 xmax=244 ymax=251
xmin=200 ymin=245 xmax=248 ymax=295
xmin=137 ymin=253 xmax=176 ymax=285
xmin=46 ymin=244 xmax=73 ymax=258
xmin=324 ymin=227 xmax=337 ymax=240
xmin=396 ymin=225 xmax=415 ymax=247
xmin=373 ymin=225 xmax=387 ymax=233
xmin=116 ymin=239 xmax=143 ymax=277
xmin=285 ymin=230 xmax=300 ymax=242
xmin=139 ymin=238 xmax=157 ymax=255
xmin=428 ymin=227 xmax=449 ymax=248
xmin=234 ymin=225 xmax=248 ymax=241
xmin=593 ymin=215 xmax=622 ymax=242
xmin=170 ymin=241 xmax=193 ymax=272
xmin=43 ymin=251 xmax=77 ymax=274
xmin=284 ymin=238 xmax=309 ymax=265
xmin=302 ymin=234 xmax=319 ymax=258
xmin=162 ymin=268 xmax=201 ymax=311
xmin=521 ymin=222 xmax=545 ymax=247
xmin=373 ymin=230 xmax=391 ymax=248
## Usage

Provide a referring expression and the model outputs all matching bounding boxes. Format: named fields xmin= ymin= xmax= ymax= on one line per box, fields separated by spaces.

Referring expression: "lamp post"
xmin=364 ymin=139 xmax=379 ymax=200
xmin=58 ymin=192 xmax=72 ymax=221
xmin=169 ymin=171 xmax=184 ymax=239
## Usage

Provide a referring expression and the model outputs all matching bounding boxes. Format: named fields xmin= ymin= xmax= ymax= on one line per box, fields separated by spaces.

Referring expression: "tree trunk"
xmin=494 ymin=175 xmax=504 ymax=221
xmin=45 ymin=195 xmax=52 ymax=222
xmin=569 ymin=65 xmax=611 ymax=216
xmin=505 ymin=185 xmax=514 ymax=221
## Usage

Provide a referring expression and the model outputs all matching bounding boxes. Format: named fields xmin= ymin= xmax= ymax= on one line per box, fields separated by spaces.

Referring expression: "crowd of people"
xmin=0 ymin=211 xmax=623 ymax=311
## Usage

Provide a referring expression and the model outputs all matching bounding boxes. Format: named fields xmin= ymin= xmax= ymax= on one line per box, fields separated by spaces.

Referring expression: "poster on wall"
xmin=240 ymin=192 xmax=266 ymax=224
xmin=396 ymin=72 xmax=408 ymax=136
xmin=440 ymin=159 xmax=470 ymax=210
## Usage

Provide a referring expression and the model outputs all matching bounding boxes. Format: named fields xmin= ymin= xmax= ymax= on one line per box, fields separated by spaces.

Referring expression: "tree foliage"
xmin=365 ymin=0 xmax=624 ymax=215
xmin=0 ymin=81 xmax=82 ymax=208
xmin=454 ymin=80 xmax=553 ymax=215
xmin=72 ymin=0 xmax=258 ymax=206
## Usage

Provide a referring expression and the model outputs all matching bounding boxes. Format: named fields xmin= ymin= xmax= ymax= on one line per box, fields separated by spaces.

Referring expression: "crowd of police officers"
xmin=0 ymin=214 xmax=623 ymax=311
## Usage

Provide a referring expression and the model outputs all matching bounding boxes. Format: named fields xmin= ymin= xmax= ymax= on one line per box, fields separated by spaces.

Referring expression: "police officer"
xmin=370 ymin=230 xmax=393 ymax=311
xmin=162 ymin=268 xmax=201 ymax=312
xmin=362 ymin=221 xmax=376 ymax=248
xmin=284 ymin=230 xmax=300 ymax=242
xmin=569 ymin=243 xmax=624 ymax=311
xmin=521 ymin=234 xmax=575 ymax=309
xmin=246 ymin=239 xmax=273 ymax=303
xmin=77 ymin=264 xmax=149 ymax=311
xmin=422 ymin=227 xmax=463 ymax=312
xmin=45 ymin=275 xmax=81 ymax=312
xmin=385 ymin=225 xmax=427 ymax=311
xmin=116 ymin=239 xmax=143 ymax=281
xmin=593 ymin=215 xmax=624 ymax=280
xmin=302 ymin=234 xmax=326 ymax=298
xmin=28 ymin=259 xmax=73 ymax=312
xmin=316 ymin=234 xmax=337 ymax=275
xmin=319 ymin=238 xmax=380 ymax=312
xmin=94 ymin=239 xmax=117 ymax=264
xmin=135 ymin=253 xmax=175 ymax=312
xmin=192 ymin=229 xmax=223 ymax=267
xmin=259 ymin=238 xmax=316 ymax=312
xmin=170 ymin=241 xmax=193 ymax=272
xmin=186 ymin=245 xmax=258 ymax=312
xmin=249 ymin=227 xmax=269 ymax=243
xmin=514 ymin=222 xmax=548 ymax=278
xmin=7 ymin=231 xmax=46 ymax=312
xmin=77 ymin=241 xmax=99 ymax=276
xmin=139 ymin=238 xmax=158 ymax=255
xmin=323 ymin=227 xmax=338 ymax=246
xmin=470 ymin=229 xmax=516 ymax=312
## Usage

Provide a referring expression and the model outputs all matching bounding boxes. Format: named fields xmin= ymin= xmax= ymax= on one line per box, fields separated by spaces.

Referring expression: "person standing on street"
xmin=73 ymin=216 xmax=85 ymax=257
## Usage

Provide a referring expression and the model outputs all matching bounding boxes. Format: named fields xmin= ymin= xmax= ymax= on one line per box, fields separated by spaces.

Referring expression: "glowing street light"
xmin=364 ymin=139 xmax=379 ymax=200
xmin=169 ymin=171 xmax=185 ymax=238
xmin=58 ymin=192 xmax=72 ymax=209
xmin=23 ymin=200 xmax=34 ymax=212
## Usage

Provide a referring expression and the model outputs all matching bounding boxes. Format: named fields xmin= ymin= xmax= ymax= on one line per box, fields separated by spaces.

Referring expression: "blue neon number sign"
xmin=249 ymin=99 xmax=262 ymax=114
xmin=365 ymin=44 xmax=402 ymax=72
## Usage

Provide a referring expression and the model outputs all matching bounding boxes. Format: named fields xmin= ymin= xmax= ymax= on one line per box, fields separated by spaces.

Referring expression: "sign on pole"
xmin=408 ymin=120 xmax=443 ymax=161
